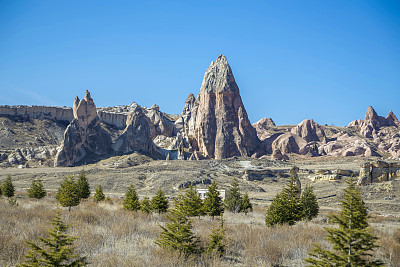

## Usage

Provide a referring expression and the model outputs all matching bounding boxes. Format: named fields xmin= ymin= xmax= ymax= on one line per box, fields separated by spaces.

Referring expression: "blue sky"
xmin=1 ymin=0 xmax=399 ymax=126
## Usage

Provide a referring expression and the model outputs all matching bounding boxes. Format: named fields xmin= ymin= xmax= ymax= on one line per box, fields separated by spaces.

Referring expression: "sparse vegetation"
xmin=265 ymin=166 xmax=303 ymax=226
xmin=93 ymin=185 xmax=105 ymax=202
xmin=305 ymin=178 xmax=384 ymax=266
xmin=76 ymin=169 xmax=91 ymax=199
xmin=27 ymin=179 xmax=46 ymax=199
xmin=18 ymin=211 xmax=87 ymax=266
xmin=151 ymin=188 xmax=169 ymax=214
xmin=2 ymin=175 xmax=15 ymax=198
xmin=123 ymin=184 xmax=140 ymax=211
xmin=203 ymin=181 xmax=224 ymax=219
xmin=56 ymin=176 xmax=80 ymax=211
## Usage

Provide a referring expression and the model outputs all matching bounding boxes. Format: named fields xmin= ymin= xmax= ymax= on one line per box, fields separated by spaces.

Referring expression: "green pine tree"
xmin=300 ymin=184 xmax=319 ymax=221
xmin=18 ymin=211 xmax=87 ymax=266
xmin=93 ymin=185 xmax=105 ymax=202
xmin=241 ymin=192 xmax=253 ymax=215
xmin=206 ymin=218 xmax=225 ymax=257
xmin=76 ymin=169 xmax=90 ymax=199
xmin=27 ymin=179 xmax=46 ymax=199
xmin=265 ymin=166 xmax=302 ymax=226
xmin=224 ymin=178 xmax=243 ymax=213
xmin=140 ymin=195 xmax=152 ymax=214
xmin=151 ymin=188 xmax=169 ymax=214
xmin=181 ymin=184 xmax=204 ymax=217
xmin=203 ymin=181 xmax=224 ymax=219
xmin=2 ymin=175 xmax=15 ymax=198
xmin=123 ymin=184 xmax=140 ymax=211
xmin=155 ymin=194 xmax=201 ymax=256
xmin=56 ymin=176 xmax=80 ymax=212
xmin=305 ymin=178 xmax=384 ymax=266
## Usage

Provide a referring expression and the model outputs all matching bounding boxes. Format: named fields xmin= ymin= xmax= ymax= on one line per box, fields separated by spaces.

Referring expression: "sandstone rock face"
xmin=188 ymin=55 xmax=259 ymax=159
xmin=176 ymin=93 xmax=196 ymax=135
xmin=252 ymin=117 xmax=276 ymax=141
xmin=271 ymin=133 xmax=307 ymax=154
xmin=112 ymin=106 xmax=154 ymax=154
xmin=54 ymin=91 xmax=112 ymax=166
xmin=291 ymin=119 xmax=326 ymax=143
xmin=358 ymin=161 xmax=400 ymax=185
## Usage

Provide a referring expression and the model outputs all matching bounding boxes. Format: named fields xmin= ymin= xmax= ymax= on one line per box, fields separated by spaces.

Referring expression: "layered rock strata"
xmin=358 ymin=161 xmax=400 ymax=185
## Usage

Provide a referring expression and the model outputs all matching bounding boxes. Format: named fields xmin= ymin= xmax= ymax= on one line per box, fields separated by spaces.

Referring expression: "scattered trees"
xmin=265 ymin=166 xmax=303 ymax=226
xmin=18 ymin=211 xmax=87 ymax=266
xmin=123 ymin=184 xmax=140 ymax=211
xmin=203 ymin=181 xmax=224 ymax=219
xmin=2 ymin=175 xmax=15 ymax=198
xmin=56 ymin=176 xmax=80 ymax=212
xmin=151 ymin=188 xmax=169 ymax=214
xmin=93 ymin=185 xmax=105 ymax=202
xmin=155 ymin=194 xmax=201 ymax=256
xmin=76 ymin=169 xmax=91 ymax=200
xmin=27 ymin=179 xmax=46 ymax=199
xmin=300 ymin=184 xmax=319 ymax=221
xmin=305 ymin=178 xmax=384 ymax=266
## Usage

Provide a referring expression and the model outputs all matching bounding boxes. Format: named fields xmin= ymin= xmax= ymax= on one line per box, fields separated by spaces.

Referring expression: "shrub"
xmin=151 ymin=188 xmax=169 ymax=214
xmin=123 ymin=185 xmax=140 ymax=211
xmin=203 ymin=181 xmax=224 ymax=219
xmin=76 ymin=169 xmax=90 ymax=199
xmin=224 ymin=178 xmax=242 ymax=213
xmin=56 ymin=176 xmax=80 ymax=212
xmin=300 ymin=184 xmax=319 ymax=220
xmin=93 ymin=185 xmax=105 ymax=202
xmin=2 ymin=175 xmax=15 ymax=198
xmin=27 ymin=179 xmax=46 ymax=199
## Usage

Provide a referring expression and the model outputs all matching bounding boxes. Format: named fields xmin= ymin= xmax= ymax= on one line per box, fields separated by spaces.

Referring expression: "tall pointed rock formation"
xmin=54 ymin=90 xmax=111 ymax=166
xmin=188 ymin=55 xmax=259 ymax=159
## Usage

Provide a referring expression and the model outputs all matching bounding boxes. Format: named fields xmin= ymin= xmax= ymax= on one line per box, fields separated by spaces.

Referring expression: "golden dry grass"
xmin=1 ymin=194 xmax=399 ymax=267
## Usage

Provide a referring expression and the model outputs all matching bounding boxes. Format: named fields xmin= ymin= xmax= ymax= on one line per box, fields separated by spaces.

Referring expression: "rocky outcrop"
xmin=358 ymin=161 xmax=400 ymax=185
xmin=252 ymin=117 xmax=276 ymax=141
xmin=188 ymin=55 xmax=259 ymax=159
xmin=54 ymin=91 xmax=112 ymax=166
xmin=291 ymin=119 xmax=326 ymax=143
xmin=386 ymin=111 xmax=400 ymax=127
xmin=112 ymin=106 xmax=154 ymax=154
xmin=0 ymin=105 xmax=73 ymax=122
xmin=271 ymin=133 xmax=307 ymax=154
xmin=176 ymin=93 xmax=196 ymax=136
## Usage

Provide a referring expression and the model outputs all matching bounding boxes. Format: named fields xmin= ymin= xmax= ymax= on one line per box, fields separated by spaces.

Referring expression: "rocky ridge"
xmin=1 ymin=55 xmax=400 ymax=168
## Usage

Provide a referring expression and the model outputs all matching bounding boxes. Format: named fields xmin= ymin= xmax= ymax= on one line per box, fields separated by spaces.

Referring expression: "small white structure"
xmin=196 ymin=189 xmax=226 ymax=201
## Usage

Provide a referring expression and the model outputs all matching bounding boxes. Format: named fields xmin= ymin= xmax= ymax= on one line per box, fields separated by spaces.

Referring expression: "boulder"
xmin=54 ymin=90 xmax=112 ymax=166
xmin=188 ymin=55 xmax=259 ymax=159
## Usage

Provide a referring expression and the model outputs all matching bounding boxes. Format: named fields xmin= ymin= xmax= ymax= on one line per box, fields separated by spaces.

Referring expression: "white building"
xmin=196 ymin=189 xmax=226 ymax=201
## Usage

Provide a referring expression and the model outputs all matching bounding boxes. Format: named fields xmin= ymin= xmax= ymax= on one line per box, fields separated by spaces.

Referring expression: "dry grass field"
xmin=1 ymin=191 xmax=400 ymax=267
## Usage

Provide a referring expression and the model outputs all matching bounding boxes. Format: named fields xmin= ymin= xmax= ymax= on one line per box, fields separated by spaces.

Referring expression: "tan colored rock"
xmin=54 ymin=91 xmax=111 ymax=166
xmin=188 ymin=55 xmax=259 ymax=159
xmin=386 ymin=111 xmax=400 ymax=127
xmin=291 ymin=119 xmax=326 ymax=143
xmin=252 ymin=117 xmax=276 ymax=141
xmin=358 ymin=161 xmax=400 ymax=185
xmin=271 ymin=133 xmax=307 ymax=154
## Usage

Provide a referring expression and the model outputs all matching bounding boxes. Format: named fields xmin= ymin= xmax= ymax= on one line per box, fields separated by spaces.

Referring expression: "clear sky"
xmin=1 ymin=0 xmax=399 ymax=126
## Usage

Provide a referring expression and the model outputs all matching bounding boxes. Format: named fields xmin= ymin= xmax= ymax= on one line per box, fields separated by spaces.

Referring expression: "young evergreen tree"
xmin=27 ymin=179 xmax=46 ymax=199
xmin=224 ymin=178 xmax=243 ymax=213
xmin=206 ymin=218 xmax=225 ymax=257
xmin=56 ymin=176 xmax=80 ymax=212
xmin=203 ymin=181 xmax=224 ymax=219
xmin=265 ymin=166 xmax=302 ymax=226
xmin=93 ymin=185 xmax=105 ymax=202
xmin=18 ymin=211 xmax=87 ymax=266
xmin=155 ymin=194 xmax=201 ymax=256
xmin=151 ymin=188 xmax=169 ymax=214
xmin=76 ymin=169 xmax=90 ymax=199
xmin=305 ymin=178 xmax=384 ymax=266
xmin=241 ymin=192 xmax=253 ymax=215
xmin=123 ymin=184 xmax=140 ymax=211
xmin=140 ymin=195 xmax=152 ymax=214
xmin=2 ymin=175 xmax=15 ymax=198
xmin=300 ymin=184 xmax=319 ymax=221
xmin=181 ymin=184 xmax=204 ymax=217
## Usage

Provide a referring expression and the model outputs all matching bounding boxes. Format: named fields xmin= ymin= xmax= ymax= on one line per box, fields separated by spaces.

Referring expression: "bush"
xmin=2 ymin=175 xmax=15 ymax=198
xmin=203 ymin=181 xmax=224 ymax=219
xmin=56 ymin=176 xmax=80 ymax=212
xmin=123 ymin=185 xmax=140 ymax=211
xmin=151 ymin=188 xmax=169 ymax=214
xmin=93 ymin=185 xmax=105 ymax=202
xmin=76 ymin=169 xmax=90 ymax=199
